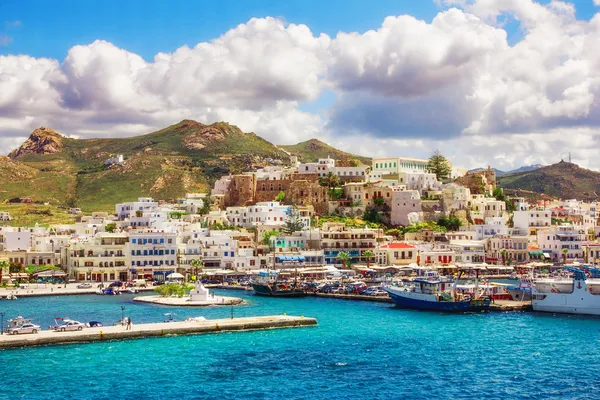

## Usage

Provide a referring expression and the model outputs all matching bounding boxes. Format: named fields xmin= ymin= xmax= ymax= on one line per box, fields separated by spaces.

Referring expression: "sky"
xmin=2 ymin=0 xmax=600 ymax=171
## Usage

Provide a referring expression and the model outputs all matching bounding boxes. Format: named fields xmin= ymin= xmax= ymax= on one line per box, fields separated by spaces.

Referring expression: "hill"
xmin=279 ymin=139 xmax=371 ymax=165
xmin=2 ymin=121 xmax=290 ymax=212
xmin=469 ymin=164 xmax=543 ymax=177
xmin=497 ymin=161 xmax=600 ymax=201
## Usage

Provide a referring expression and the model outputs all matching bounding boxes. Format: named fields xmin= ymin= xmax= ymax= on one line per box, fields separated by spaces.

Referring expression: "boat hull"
xmin=385 ymin=287 xmax=490 ymax=312
xmin=252 ymin=283 xmax=306 ymax=297
xmin=533 ymin=282 xmax=600 ymax=316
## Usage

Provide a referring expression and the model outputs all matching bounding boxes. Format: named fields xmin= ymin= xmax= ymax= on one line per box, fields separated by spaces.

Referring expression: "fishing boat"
xmin=251 ymin=281 xmax=306 ymax=297
xmin=532 ymin=267 xmax=600 ymax=316
xmin=384 ymin=271 xmax=491 ymax=312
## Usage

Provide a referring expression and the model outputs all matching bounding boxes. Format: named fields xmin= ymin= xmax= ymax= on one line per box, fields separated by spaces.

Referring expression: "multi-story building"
xmin=513 ymin=208 xmax=551 ymax=236
xmin=536 ymin=225 xmax=590 ymax=262
xmin=448 ymin=241 xmax=485 ymax=264
xmin=115 ymin=197 xmax=158 ymax=220
xmin=390 ymin=189 xmax=422 ymax=226
xmin=376 ymin=242 xmax=417 ymax=266
xmin=484 ymin=235 xmax=529 ymax=264
xmin=129 ymin=231 xmax=178 ymax=280
xmin=67 ymin=233 xmax=129 ymax=281
xmin=320 ymin=223 xmax=384 ymax=266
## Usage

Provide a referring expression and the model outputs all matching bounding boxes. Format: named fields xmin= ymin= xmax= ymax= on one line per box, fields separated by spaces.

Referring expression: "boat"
xmin=4 ymin=294 xmax=17 ymax=300
xmin=252 ymin=281 xmax=306 ymax=297
xmin=252 ymin=267 xmax=306 ymax=297
xmin=120 ymin=288 xmax=139 ymax=294
xmin=384 ymin=272 xmax=491 ymax=312
xmin=96 ymin=287 xmax=119 ymax=295
xmin=532 ymin=267 xmax=600 ymax=316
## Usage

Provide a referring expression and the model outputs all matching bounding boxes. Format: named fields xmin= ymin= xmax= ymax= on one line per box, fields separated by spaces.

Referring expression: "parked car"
xmin=77 ymin=283 xmax=92 ymax=289
xmin=54 ymin=320 xmax=85 ymax=332
xmin=108 ymin=281 xmax=123 ymax=288
xmin=152 ymin=281 xmax=164 ymax=286
xmin=86 ymin=321 xmax=103 ymax=328
xmin=132 ymin=279 xmax=147 ymax=288
xmin=7 ymin=323 xmax=40 ymax=335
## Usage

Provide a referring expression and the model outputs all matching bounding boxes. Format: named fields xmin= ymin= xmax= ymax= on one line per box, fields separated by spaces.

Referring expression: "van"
xmin=132 ymin=279 xmax=147 ymax=288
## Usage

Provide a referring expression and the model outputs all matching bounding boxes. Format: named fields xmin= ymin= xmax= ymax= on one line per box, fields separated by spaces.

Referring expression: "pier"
xmin=0 ymin=315 xmax=317 ymax=350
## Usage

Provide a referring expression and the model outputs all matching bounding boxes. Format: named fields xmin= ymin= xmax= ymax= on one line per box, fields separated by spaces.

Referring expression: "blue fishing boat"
xmin=384 ymin=278 xmax=491 ymax=312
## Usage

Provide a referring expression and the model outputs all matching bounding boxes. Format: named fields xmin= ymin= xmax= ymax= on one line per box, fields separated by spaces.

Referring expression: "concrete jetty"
xmin=0 ymin=315 xmax=317 ymax=350
xmin=0 ymin=285 xmax=155 ymax=298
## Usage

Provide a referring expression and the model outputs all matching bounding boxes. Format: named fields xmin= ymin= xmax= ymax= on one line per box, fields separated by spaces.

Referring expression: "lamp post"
xmin=120 ymin=306 xmax=125 ymax=324
xmin=0 ymin=312 xmax=5 ymax=335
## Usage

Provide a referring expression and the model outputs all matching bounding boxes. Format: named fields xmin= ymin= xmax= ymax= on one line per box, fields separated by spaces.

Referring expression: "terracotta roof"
xmin=380 ymin=242 xmax=415 ymax=249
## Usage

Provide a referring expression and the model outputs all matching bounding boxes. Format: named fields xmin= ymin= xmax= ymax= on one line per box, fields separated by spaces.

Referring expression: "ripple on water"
xmin=1 ymin=291 xmax=599 ymax=399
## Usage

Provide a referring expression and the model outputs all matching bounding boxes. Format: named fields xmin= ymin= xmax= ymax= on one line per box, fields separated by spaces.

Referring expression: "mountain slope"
xmin=497 ymin=161 xmax=600 ymax=200
xmin=3 ymin=121 xmax=290 ymax=212
xmin=279 ymin=139 xmax=371 ymax=165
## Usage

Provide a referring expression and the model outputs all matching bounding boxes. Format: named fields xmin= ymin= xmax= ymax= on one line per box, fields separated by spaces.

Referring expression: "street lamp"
xmin=0 ymin=312 xmax=5 ymax=335
xmin=120 ymin=306 xmax=125 ymax=324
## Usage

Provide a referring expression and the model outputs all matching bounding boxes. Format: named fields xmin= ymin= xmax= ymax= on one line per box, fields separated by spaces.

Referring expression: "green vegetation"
xmin=262 ymin=230 xmax=280 ymax=246
xmin=154 ymin=282 xmax=195 ymax=298
xmin=498 ymin=161 xmax=600 ymax=201
xmin=105 ymin=223 xmax=117 ymax=232
xmin=437 ymin=215 xmax=462 ymax=231
xmin=280 ymin=138 xmax=371 ymax=165
xmin=3 ymin=120 xmax=291 ymax=212
xmin=320 ymin=172 xmax=340 ymax=189
xmin=315 ymin=215 xmax=384 ymax=229
xmin=362 ymin=250 xmax=374 ymax=268
xmin=427 ymin=150 xmax=452 ymax=181
xmin=337 ymin=251 xmax=351 ymax=269
xmin=0 ymin=203 xmax=75 ymax=227
xmin=282 ymin=207 xmax=305 ymax=235
xmin=275 ymin=191 xmax=285 ymax=202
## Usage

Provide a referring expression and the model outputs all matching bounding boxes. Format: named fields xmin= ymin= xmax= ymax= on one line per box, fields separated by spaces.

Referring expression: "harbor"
xmin=0 ymin=315 xmax=316 ymax=350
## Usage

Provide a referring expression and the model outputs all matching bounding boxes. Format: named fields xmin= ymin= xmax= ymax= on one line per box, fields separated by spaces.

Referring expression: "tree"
xmin=190 ymin=259 xmax=204 ymax=281
xmin=105 ymin=223 xmax=117 ymax=233
xmin=362 ymin=250 xmax=374 ymax=268
xmin=262 ymin=230 xmax=280 ymax=246
xmin=0 ymin=260 xmax=8 ymax=284
xmin=492 ymin=188 xmax=505 ymax=202
xmin=438 ymin=215 xmax=462 ymax=231
xmin=427 ymin=150 xmax=452 ymax=181
xmin=282 ymin=207 xmax=305 ymax=235
xmin=337 ymin=251 xmax=351 ymax=269
xmin=322 ymin=172 xmax=340 ymax=189
xmin=562 ymin=248 xmax=569 ymax=264
xmin=500 ymin=249 xmax=508 ymax=266
xmin=199 ymin=196 xmax=212 ymax=216
xmin=275 ymin=191 xmax=285 ymax=202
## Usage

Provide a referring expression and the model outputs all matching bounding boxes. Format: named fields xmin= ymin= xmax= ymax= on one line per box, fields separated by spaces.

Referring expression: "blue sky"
xmin=1 ymin=0 xmax=597 ymax=60
xmin=2 ymin=0 xmax=600 ymax=170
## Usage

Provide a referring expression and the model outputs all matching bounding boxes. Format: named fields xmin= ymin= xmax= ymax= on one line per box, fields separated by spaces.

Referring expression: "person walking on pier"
xmin=126 ymin=317 xmax=132 ymax=330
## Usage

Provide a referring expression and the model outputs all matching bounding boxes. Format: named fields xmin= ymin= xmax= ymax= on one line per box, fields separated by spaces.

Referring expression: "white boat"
xmin=532 ymin=267 xmax=600 ymax=316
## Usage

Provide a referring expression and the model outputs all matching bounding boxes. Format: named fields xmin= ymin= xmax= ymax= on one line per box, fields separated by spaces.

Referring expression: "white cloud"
xmin=3 ymin=2 xmax=600 ymax=172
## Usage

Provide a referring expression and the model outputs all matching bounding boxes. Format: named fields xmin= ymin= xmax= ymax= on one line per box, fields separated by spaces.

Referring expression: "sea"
xmin=1 ymin=290 xmax=599 ymax=400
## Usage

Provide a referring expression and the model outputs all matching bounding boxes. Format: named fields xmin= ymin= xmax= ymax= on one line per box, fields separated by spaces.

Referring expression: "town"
xmin=0 ymin=153 xmax=595 ymax=287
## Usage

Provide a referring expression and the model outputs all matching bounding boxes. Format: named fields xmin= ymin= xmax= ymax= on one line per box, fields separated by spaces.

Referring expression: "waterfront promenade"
xmin=0 ymin=283 xmax=155 ymax=298
xmin=0 ymin=315 xmax=316 ymax=349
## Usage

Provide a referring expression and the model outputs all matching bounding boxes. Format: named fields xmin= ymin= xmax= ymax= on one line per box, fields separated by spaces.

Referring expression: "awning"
xmin=166 ymin=272 xmax=184 ymax=279
xmin=276 ymin=255 xmax=306 ymax=262
xmin=543 ymin=253 xmax=551 ymax=259
xmin=529 ymin=250 xmax=543 ymax=257
xmin=33 ymin=270 xmax=66 ymax=277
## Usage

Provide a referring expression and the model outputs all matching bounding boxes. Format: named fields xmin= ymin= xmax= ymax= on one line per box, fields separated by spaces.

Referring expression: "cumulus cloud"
xmin=0 ymin=17 xmax=327 ymax=153
xmin=3 ymin=2 xmax=600 ymax=171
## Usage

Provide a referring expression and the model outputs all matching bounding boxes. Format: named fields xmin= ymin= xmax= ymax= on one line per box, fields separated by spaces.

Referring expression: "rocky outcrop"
xmin=9 ymin=127 xmax=64 ymax=159
xmin=182 ymin=122 xmax=231 ymax=150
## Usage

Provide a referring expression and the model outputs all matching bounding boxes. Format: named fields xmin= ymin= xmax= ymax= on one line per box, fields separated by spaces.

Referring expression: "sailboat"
xmin=252 ymin=267 xmax=305 ymax=297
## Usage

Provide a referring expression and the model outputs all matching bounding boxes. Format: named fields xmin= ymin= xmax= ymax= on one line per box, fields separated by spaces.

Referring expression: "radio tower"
xmin=569 ymin=152 xmax=572 ymax=163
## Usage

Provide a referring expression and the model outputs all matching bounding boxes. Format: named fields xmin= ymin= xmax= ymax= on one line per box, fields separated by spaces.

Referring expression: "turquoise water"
xmin=1 ymin=291 xmax=599 ymax=400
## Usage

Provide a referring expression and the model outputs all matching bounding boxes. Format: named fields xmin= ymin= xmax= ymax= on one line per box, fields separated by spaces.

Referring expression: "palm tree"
xmin=562 ymin=248 xmax=569 ymax=265
xmin=0 ymin=260 xmax=7 ymax=284
xmin=324 ymin=172 xmax=340 ymax=190
xmin=337 ymin=251 xmax=351 ymax=269
xmin=500 ymin=249 xmax=508 ymax=266
xmin=362 ymin=250 xmax=374 ymax=268
xmin=190 ymin=259 xmax=204 ymax=281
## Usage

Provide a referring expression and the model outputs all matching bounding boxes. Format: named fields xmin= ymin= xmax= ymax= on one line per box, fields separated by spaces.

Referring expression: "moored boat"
xmin=532 ymin=267 xmax=600 ymax=316
xmin=384 ymin=273 xmax=490 ymax=312
xmin=251 ymin=282 xmax=306 ymax=297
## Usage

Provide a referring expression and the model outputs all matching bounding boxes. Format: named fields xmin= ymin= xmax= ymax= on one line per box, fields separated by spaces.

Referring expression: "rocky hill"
xmin=497 ymin=161 xmax=600 ymax=201
xmin=1 ymin=122 xmax=367 ymax=213
xmin=279 ymin=138 xmax=371 ymax=165
xmin=2 ymin=121 xmax=291 ymax=212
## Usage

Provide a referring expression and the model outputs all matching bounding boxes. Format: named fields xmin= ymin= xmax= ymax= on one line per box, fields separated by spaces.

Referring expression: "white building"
xmin=536 ymin=225 xmax=588 ymax=262
xmin=116 ymin=197 xmax=158 ymax=220
xmin=513 ymin=209 xmax=551 ymax=236
xmin=390 ymin=189 xmax=422 ymax=226
xmin=129 ymin=231 xmax=178 ymax=280
xmin=104 ymin=154 xmax=124 ymax=166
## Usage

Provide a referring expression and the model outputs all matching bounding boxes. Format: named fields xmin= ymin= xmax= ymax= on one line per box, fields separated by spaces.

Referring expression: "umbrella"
xmin=166 ymin=272 xmax=184 ymax=279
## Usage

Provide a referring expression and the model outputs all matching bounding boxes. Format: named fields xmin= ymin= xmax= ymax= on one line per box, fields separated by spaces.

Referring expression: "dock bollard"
xmin=283 ymin=313 xmax=286 ymax=316
xmin=100 ymin=331 xmax=104 ymax=339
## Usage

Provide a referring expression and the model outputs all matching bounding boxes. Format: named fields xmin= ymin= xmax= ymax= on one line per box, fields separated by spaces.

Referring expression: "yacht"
xmin=532 ymin=267 xmax=600 ymax=316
